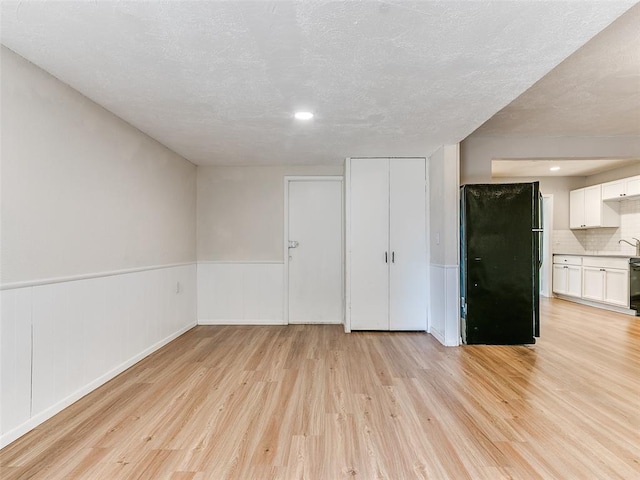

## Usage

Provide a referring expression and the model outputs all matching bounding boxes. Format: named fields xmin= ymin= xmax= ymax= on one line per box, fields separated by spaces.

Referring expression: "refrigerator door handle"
xmin=533 ymin=229 xmax=543 ymax=270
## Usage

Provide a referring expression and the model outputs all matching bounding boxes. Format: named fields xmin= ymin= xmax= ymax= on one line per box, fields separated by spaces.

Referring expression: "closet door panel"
xmin=389 ymin=159 xmax=427 ymax=330
xmin=349 ymin=159 xmax=389 ymax=330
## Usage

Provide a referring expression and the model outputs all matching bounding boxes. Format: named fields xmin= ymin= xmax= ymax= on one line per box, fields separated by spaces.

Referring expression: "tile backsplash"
xmin=553 ymin=229 xmax=587 ymax=254
xmin=553 ymin=198 xmax=640 ymax=255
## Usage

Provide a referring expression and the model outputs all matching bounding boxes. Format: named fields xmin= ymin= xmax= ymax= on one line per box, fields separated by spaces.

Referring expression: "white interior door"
xmin=349 ymin=159 xmax=390 ymax=330
xmin=287 ymin=180 xmax=343 ymax=324
xmin=389 ymin=159 xmax=427 ymax=330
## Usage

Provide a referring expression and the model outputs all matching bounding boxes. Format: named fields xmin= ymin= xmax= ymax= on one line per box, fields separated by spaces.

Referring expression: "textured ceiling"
xmin=1 ymin=1 xmax=635 ymax=166
xmin=473 ymin=3 xmax=640 ymax=137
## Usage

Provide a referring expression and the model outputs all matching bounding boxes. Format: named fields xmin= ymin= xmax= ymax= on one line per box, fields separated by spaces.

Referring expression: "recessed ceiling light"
xmin=294 ymin=111 xmax=314 ymax=120
xmin=550 ymin=166 xmax=561 ymax=171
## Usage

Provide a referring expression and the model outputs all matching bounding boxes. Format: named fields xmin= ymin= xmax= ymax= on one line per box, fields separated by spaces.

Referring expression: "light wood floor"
xmin=1 ymin=298 xmax=639 ymax=479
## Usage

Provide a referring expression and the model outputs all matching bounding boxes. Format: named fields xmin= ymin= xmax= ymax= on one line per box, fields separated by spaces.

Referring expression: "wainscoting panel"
xmin=0 ymin=288 xmax=33 ymax=436
xmin=0 ymin=264 xmax=196 ymax=448
xmin=429 ymin=266 xmax=446 ymax=344
xmin=429 ymin=264 xmax=460 ymax=347
xmin=198 ymin=262 xmax=284 ymax=325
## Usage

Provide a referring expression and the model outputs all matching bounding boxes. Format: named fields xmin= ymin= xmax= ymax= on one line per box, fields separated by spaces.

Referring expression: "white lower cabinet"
xmin=604 ymin=268 xmax=630 ymax=307
xmin=552 ymin=264 xmax=582 ymax=297
xmin=554 ymin=255 xmax=631 ymax=310
xmin=582 ymin=267 xmax=605 ymax=302
xmin=581 ymin=258 xmax=630 ymax=308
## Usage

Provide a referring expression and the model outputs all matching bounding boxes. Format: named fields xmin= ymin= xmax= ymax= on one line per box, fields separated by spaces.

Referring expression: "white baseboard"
xmin=198 ymin=318 xmax=285 ymax=326
xmin=553 ymin=294 xmax=636 ymax=316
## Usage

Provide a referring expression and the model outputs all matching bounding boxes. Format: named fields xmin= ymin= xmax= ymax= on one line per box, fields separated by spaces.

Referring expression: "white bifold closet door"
xmin=389 ymin=159 xmax=427 ymax=330
xmin=348 ymin=157 xmax=427 ymax=331
xmin=349 ymin=159 xmax=390 ymax=330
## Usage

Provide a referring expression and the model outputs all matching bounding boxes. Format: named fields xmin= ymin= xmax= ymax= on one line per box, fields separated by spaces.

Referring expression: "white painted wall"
xmin=585 ymin=163 xmax=640 ymax=186
xmin=428 ymin=145 xmax=460 ymax=346
xmin=1 ymin=47 xmax=197 ymax=286
xmin=198 ymin=263 xmax=283 ymax=325
xmin=460 ymin=135 xmax=640 ymax=185
xmin=197 ymin=165 xmax=342 ymax=262
xmin=0 ymin=47 xmax=197 ymax=446
xmin=196 ymin=165 xmax=343 ymax=326
xmin=496 ymin=176 xmax=586 ymax=231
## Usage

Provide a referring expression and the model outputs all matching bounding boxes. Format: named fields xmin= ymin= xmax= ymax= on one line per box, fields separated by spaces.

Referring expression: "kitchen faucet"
xmin=618 ymin=238 xmax=640 ymax=256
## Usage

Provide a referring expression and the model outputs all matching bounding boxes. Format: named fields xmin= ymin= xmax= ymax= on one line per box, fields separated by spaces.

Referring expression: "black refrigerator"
xmin=460 ymin=182 xmax=542 ymax=345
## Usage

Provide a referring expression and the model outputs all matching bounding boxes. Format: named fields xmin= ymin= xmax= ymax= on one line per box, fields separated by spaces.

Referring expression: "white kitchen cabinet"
xmin=581 ymin=256 xmax=630 ymax=308
xmin=569 ymin=185 xmax=619 ymax=229
xmin=604 ymin=268 xmax=629 ymax=307
xmin=602 ymin=175 xmax=640 ymax=201
xmin=582 ymin=267 xmax=605 ymax=302
xmin=552 ymin=262 xmax=582 ymax=298
xmin=347 ymin=158 xmax=427 ymax=331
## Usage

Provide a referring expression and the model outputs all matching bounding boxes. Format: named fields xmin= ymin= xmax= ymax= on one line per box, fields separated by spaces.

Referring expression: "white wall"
xmin=197 ymin=165 xmax=342 ymax=262
xmin=428 ymin=145 xmax=460 ymax=346
xmin=0 ymin=47 xmax=197 ymax=447
xmin=460 ymin=135 xmax=640 ymax=185
xmin=1 ymin=46 xmax=197 ymax=286
xmin=460 ymin=135 xmax=640 ymax=255
xmin=196 ymin=165 xmax=343 ymax=325
xmin=496 ymin=176 xmax=586 ymax=231
xmin=585 ymin=163 xmax=640 ymax=186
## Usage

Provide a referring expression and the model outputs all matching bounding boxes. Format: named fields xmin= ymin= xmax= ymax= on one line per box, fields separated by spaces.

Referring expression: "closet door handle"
xmin=385 ymin=252 xmax=388 ymax=263
xmin=392 ymin=252 xmax=395 ymax=263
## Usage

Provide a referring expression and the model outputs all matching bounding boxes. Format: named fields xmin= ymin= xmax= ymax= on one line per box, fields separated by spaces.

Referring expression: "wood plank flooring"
xmin=1 ymin=298 xmax=639 ymax=479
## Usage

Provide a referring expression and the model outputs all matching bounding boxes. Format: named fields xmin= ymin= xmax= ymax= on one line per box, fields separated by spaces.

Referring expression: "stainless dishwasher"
xmin=631 ymin=260 xmax=640 ymax=315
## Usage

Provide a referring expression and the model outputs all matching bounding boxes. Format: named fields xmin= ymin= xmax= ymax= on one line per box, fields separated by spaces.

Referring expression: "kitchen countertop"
xmin=554 ymin=253 xmax=640 ymax=259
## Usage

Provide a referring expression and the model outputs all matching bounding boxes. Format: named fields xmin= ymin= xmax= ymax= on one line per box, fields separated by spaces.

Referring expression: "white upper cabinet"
xmin=569 ymin=185 xmax=619 ymax=229
xmin=347 ymin=158 xmax=427 ymax=331
xmin=602 ymin=175 xmax=640 ymax=201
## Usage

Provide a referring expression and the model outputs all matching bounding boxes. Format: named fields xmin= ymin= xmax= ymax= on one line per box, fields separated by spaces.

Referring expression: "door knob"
xmin=288 ymin=240 xmax=299 ymax=248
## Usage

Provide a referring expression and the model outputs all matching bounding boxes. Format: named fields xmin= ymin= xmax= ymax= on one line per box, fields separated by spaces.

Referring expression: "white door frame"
xmin=283 ymin=176 xmax=344 ymax=325
xmin=541 ymin=194 xmax=554 ymax=297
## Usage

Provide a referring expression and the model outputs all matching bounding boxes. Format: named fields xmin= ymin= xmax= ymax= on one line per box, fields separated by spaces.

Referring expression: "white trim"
xmin=424 ymin=159 xmax=430 ymax=334
xmin=1 ymin=262 xmax=196 ymax=291
xmin=288 ymin=320 xmax=342 ymax=325
xmin=429 ymin=263 xmax=459 ymax=269
xmin=541 ymin=194 xmax=554 ymax=298
xmin=283 ymin=176 xmax=344 ymax=326
xmin=344 ymin=160 xmax=352 ymax=332
xmin=0 ymin=322 xmax=195 ymax=448
xmin=454 ymin=144 xmax=462 ymax=346
xmin=198 ymin=319 xmax=284 ymax=326
xmin=197 ymin=260 xmax=283 ymax=265
xmin=553 ymin=294 xmax=636 ymax=316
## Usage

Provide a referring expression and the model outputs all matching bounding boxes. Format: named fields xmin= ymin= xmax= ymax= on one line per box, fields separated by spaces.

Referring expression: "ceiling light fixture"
xmin=294 ymin=111 xmax=314 ymax=120
xmin=550 ymin=166 xmax=561 ymax=171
